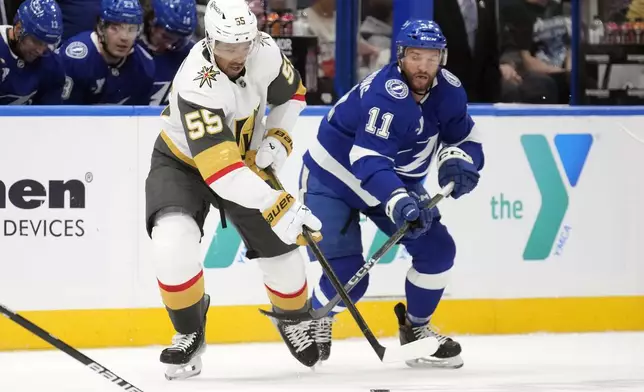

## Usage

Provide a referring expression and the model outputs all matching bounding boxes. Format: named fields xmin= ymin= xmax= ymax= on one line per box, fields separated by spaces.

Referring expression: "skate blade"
xmin=406 ymin=354 xmax=464 ymax=369
xmin=164 ymin=357 xmax=203 ymax=380
xmin=381 ymin=336 xmax=440 ymax=363
xmin=311 ymin=356 xmax=328 ymax=370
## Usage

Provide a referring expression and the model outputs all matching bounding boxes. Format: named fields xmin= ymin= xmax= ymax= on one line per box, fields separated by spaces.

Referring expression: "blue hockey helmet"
xmin=152 ymin=0 xmax=197 ymax=36
xmin=100 ymin=0 xmax=144 ymax=25
xmin=396 ymin=19 xmax=448 ymax=66
xmin=14 ymin=0 xmax=63 ymax=46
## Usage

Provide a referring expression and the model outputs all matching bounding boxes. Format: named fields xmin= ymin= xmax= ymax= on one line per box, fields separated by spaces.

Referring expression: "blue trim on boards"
xmin=0 ymin=105 xmax=162 ymax=117
xmin=1 ymin=105 xmax=644 ymax=117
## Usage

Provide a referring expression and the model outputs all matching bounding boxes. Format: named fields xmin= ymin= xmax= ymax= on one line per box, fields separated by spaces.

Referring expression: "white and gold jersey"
xmin=157 ymin=32 xmax=306 ymax=210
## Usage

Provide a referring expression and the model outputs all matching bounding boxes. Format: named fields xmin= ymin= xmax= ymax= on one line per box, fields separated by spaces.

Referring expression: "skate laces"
xmin=313 ymin=317 xmax=334 ymax=343
xmin=283 ymin=321 xmax=315 ymax=353
xmin=412 ymin=324 xmax=450 ymax=344
xmin=170 ymin=332 xmax=197 ymax=352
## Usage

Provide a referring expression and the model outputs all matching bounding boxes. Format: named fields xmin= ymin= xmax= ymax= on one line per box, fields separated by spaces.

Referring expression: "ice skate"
xmin=394 ymin=302 xmax=463 ymax=369
xmin=160 ymin=294 xmax=210 ymax=380
xmin=311 ymin=316 xmax=334 ymax=362
xmin=272 ymin=315 xmax=319 ymax=367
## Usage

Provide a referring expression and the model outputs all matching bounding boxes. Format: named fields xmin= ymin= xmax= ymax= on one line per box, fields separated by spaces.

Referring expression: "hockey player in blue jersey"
xmin=59 ymin=0 xmax=155 ymax=104
xmin=140 ymin=0 xmax=196 ymax=106
xmin=301 ymin=19 xmax=484 ymax=368
xmin=0 ymin=0 xmax=65 ymax=104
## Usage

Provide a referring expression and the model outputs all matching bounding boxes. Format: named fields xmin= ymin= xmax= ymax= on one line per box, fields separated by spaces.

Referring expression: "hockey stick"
xmin=260 ymin=181 xmax=455 ymax=322
xmin=300 ymin=228 xmax=438 ymax=363
xmin=262 ymin=169 xmax=441 ymax=363
xmin=0 ymin=303 xmax=145 ymax=391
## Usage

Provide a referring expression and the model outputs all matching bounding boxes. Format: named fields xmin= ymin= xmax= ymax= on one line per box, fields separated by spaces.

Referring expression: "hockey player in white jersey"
xmin=144 ymin=0 xmax=321 ymax=380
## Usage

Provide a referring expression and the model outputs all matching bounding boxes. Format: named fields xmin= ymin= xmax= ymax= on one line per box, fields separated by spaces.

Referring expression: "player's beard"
xmin=224 ymin=61 xmax=245 ymax=78
xmin=14 ymin=41 xmax=42 ymax=63
xmin=21 ymin=50 xmax=40 ymax=63
xmin=410 ymin=72 xmax=433 ymax=95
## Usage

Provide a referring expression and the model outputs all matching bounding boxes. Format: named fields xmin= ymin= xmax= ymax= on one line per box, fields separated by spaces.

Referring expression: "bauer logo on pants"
xmin=520 ymin=134 xmax=593 ymax=261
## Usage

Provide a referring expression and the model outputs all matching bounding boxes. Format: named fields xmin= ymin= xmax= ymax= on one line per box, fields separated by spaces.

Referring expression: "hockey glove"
xmin=437 ymin=146 xmax=480 ymax=199
xmin=407 ymin=183 xmax=434 ymax=231
xmin=385 ymin=189 xmax=431 ymax=240
xmin=262 ymin=192 xmax=322 ymax=246
xmin=255 ymin=128 xmax=293 ymax=174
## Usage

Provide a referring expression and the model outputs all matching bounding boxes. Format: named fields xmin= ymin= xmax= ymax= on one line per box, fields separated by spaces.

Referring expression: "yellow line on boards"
xmin=2 ymin=296 xmax=643 ymax=351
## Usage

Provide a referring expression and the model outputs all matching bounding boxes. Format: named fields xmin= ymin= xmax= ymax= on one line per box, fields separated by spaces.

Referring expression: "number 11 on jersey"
xmin=366 ymin=107 xmax=393 ymax=139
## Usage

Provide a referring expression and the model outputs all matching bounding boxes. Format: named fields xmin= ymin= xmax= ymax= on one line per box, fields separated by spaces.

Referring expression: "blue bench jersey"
xmin=0 ymin=26 xmax=65 ymax=105
xmin=140 ymin=39 xmax=194 ymax=106
xmin=303 ymin=62 xmax=484 ymax=210
xmin=59 ymin=31 xmax=155 ymax=105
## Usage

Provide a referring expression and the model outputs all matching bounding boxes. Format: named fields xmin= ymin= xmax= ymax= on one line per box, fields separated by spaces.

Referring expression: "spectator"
xmin=297 ymin=0 xmax=379 ymax=102
xmin=1 ymin=0 xmax=66 ymax=104
xmin=299 ymin=0 xmax=335 ymax=80
xmin=358 ymin=0 xmax=393 ymax=79
xmin=59 ymin=0 xmax=155 ymax=104
xmin=434 ymin=0 xmax=503 ymax=103
xmin=139 ymin=0 xmax=197 ymax=106
xmin=501 ymin=0 xmax=572 ymax=103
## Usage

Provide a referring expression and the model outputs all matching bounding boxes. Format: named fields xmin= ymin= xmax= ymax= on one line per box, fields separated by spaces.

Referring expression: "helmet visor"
xmin=401 ymin=47 xmax=447 ymax=68
xmin=105 ymin=23 xmax=142 ymax=41
xmin=155 ymin=27 xmax=187 ymax=51
xmin=212 ymin=39 xmax=254 ymax=61
xmin=24 ymin=34 xmax=57 ymax=52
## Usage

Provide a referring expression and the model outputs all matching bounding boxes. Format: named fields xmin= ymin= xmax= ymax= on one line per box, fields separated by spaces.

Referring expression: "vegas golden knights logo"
xmin=234 ymin=106 xmax=259 ymax=159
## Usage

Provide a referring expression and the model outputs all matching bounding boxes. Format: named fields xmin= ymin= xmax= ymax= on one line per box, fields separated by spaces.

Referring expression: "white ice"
xmin=1 ymin=332 xmax=642 ymax=392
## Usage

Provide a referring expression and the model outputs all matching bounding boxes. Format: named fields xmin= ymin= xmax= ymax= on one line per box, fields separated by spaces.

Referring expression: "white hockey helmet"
xmin=204 ymin=0 xmax=259 ymax=61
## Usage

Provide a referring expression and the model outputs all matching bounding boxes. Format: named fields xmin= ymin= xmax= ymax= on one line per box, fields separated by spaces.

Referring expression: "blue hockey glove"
xmin=437 ymin=146 xmax=480 ymax=199
xmin=407 ymin=183 xmax=434 ymax=230
xmin=406 ymin=182 xmax=430 ymax=206
xmin=385 ymin=189 xmax=431 ymax=240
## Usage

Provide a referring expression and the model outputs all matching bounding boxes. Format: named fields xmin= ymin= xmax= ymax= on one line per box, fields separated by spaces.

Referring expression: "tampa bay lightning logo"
xmin=441 ymin=68 xmax=462 ymax=87
xmin=385 ymin=79 xmax=409 ymax=100
xmin=29 ymin=0 xmax=45 ymax=17
xmin=65 ymin=41 xmax=88 ymax=59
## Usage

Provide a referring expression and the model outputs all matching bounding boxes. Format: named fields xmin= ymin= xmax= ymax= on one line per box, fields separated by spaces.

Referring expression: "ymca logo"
xmin=202 ymin=214 xmax=403 ymax=269
xmin=520 ymin=133 xmax=593 ymax=261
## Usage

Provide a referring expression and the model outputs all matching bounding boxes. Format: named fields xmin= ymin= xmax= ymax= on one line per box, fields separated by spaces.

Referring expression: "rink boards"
xmin=1 ymin=105 xmax=643 ymax=350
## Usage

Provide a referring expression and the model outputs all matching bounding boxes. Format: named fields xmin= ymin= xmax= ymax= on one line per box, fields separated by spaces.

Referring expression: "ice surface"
xmin=1 ymin=332 xmax=642 ymax=392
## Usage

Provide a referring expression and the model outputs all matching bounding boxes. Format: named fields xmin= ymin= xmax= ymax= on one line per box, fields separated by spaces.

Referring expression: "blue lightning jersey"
xmin=140 ymin=39 xmax=194 ymax=106
xmin=303 ymin=62 xmax=484 ymax=210
xmin=59 ymin=31 xmax=155 ymax=105
xmin=0 ymin=26 xmax=65 ymax=105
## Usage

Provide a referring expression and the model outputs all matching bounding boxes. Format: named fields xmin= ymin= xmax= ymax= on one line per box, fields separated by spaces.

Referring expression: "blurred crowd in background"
xmin=2 ymin=0 xmax=644 ymax=106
